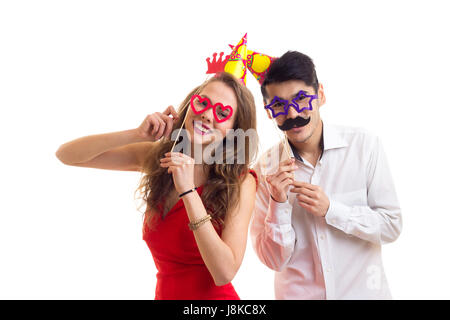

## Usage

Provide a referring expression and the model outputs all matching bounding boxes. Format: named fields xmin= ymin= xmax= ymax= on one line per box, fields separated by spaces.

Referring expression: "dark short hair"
xmin=261 ymin=51 xmax=319 ymax=100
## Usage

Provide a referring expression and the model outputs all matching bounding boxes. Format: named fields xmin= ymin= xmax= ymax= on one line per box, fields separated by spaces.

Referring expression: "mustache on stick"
xmin=278 ymin=116 xmax=311 ymax=131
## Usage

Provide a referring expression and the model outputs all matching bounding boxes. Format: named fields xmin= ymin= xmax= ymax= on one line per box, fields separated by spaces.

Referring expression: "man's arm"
xmin=250 ymin=160 xmax=297 ymax=272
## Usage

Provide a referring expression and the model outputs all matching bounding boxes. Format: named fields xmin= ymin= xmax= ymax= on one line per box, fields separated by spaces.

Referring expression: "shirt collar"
xmin=286 ymin=121 xmax=348 ymax=162
xmin=322 ymin=121 xmax=348 ymax=151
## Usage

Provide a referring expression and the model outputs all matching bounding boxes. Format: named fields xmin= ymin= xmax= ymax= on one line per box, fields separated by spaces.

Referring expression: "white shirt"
xmin=250 ymin=122 xmax=402 ymax=300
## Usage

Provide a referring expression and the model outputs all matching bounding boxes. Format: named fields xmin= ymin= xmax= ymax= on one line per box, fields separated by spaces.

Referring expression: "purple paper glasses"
xmin=264 ymin=90 xmax=318 ymax=118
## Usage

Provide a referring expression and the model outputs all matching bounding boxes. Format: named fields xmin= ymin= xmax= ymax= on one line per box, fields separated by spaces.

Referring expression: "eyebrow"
xmin=291 ymin=90 xmax=308 ymax=99
xmin=272 ymin=90 xmax=309 ymax=101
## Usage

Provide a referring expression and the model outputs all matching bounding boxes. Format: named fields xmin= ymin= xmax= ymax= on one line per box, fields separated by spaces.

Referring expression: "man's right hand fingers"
xmin=275 ymin=171 xmax=294 ymax=182
xmin=280 ymin=158 xmax=295 ymax=166
xmin=280 ymin=177 xmax=294 ymax=189
xmin=268 ymin=177 xmax=293 ymax=203
xmin=277 ymin=158 xmax=297 ymax=173
xmin=270 ymin=162 xmax=297 ymax=184
xmin=278 ymin=163 xmax=298 ymax=174
xmin=268 ymin=172 xmax=294 ymax=188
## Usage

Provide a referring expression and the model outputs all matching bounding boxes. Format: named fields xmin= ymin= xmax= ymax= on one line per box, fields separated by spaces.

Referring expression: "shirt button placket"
xmin=313 ymin=164 xmax=334 ymax=298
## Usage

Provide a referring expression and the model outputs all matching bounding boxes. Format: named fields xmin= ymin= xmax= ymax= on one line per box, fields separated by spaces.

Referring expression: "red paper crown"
xmin=206 ymin=52 xmax=230 ymax=74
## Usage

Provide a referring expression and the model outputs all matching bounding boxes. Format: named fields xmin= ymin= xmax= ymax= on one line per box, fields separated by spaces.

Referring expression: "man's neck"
xmin=289 ymin=120 xmax=323 ymax=167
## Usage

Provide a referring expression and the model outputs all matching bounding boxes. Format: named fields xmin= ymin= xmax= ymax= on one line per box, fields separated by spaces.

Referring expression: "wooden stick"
xmin=169 ymin=74 xmax=211 ymax=153
xmin=270 ymin=117 xmax=291 ymax=160
xmin=170 ymin=103 xmax=189 ymax=153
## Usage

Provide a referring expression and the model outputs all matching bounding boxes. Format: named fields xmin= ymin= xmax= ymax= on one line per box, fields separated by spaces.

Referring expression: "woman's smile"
xmin=193 ymin=120 xmax=212 ymax=136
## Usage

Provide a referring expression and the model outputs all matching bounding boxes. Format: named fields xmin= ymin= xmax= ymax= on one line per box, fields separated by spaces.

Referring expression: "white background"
xmin=1 ymin=0 xmax=449 ymax=299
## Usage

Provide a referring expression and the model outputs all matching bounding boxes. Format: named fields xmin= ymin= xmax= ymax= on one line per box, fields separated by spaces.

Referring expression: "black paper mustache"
xmin=278 ymin=116 xmax=311 ymax=131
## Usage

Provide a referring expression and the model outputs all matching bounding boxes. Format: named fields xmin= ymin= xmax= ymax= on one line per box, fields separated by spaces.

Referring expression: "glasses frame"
xmin=264 ymin=90 xmax=318 ymax=118
xmin=190 ymin=95 xmax=234 ymax=123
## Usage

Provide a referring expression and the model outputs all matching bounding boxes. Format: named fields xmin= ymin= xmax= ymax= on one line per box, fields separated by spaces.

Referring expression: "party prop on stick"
xmin=229 ymin=43 xmax=290 ymax=159
xmin=264 ymin=90 xmax=318 ymax=118
xmin=259 ymin=126 xmax=292 ymax=194
xmin=169 ymin=93 xmax=235 ymax=152
xmin=264 ymin=90 xmax=317 ymax=159
xmin=206 ymin=52 xmax=230 ymax=75
xmin=170 ymin=55 xmax=226 ymax=151
xmin=270 ymin=117 xmax=292 ymax=161
xmin=170 ymin=34 xmax=247 ymax=152
xmin=169 ymin=103 xmax=190 ymax=153
xmin=190 ymin=95 xmax=233 ymax=123
xmin=229 ymin=45 xmax=276 ymax=85
xmin=223 ymin=33 xmax=248 ymax=84
xmin=230 ymin=45 xmax=296 ymax=161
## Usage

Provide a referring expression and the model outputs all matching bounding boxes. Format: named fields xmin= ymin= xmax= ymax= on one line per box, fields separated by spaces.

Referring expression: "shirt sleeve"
xmin=250 ymin=161 xmax=296 ymax=272
xmin=325 ymin=136 xmax=402 ymax=245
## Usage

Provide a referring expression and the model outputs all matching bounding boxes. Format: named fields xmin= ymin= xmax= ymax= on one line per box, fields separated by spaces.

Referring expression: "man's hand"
xmin=290 ymin=181 xmax=330 ymax=217
xmin=265 ymin=158 xmax=298 ymax=203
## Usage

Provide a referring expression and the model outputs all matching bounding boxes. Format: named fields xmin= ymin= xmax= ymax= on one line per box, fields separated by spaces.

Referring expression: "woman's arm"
xmin=55 ymin=107 xmax=179 ymax=171
xmin=55 ymin=128 xmax=148 ymax=169
xmin=182 ymin=173 xmax=257 ymax=286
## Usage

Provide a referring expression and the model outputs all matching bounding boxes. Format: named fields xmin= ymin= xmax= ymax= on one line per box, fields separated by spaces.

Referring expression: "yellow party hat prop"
xmin=223 ymin=33 xmax=248 ymax=85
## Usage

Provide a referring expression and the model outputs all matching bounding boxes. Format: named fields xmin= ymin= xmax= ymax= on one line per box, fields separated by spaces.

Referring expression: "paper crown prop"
xmin=206 ymin=33 xmax=277 ymax=85
xmin=206 ymin=33 xmax=248 ymax=84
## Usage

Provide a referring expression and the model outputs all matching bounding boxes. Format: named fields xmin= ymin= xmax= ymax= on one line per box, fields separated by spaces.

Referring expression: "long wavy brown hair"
xmin=135 ymin=72 xmax=258 ymax=230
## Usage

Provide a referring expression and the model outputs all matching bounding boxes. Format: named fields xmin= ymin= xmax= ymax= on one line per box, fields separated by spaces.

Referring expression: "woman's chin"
xmin=191 ymin=132 xmax=214 ymax=146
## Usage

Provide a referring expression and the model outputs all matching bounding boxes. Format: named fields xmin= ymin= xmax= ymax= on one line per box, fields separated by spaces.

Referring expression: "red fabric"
xmin=142 ymin=169 xmax=258 ymax=300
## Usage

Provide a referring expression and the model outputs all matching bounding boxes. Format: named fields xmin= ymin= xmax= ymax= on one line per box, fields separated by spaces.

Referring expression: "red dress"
xmin=142 ymin=170 xmax=257 ymax=300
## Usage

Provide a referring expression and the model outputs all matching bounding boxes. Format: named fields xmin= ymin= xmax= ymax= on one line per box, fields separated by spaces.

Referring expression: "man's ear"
xmin=318 ymin=83 xmax=326 ymax=107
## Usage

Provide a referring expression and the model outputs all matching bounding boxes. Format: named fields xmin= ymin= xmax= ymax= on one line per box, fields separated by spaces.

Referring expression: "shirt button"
xmin=320 ymin=235 xmax=325 ymax=240
xmin=327 ymin=268 xmax=332 ymax=273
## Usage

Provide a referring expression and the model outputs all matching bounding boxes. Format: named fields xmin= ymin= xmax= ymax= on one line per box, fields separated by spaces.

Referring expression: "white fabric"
xmin=250 ymin=122 xmax=402 ymax=299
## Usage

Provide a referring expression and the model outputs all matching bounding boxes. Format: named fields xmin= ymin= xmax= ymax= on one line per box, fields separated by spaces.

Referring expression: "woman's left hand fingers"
xmin=160 ymin=160 xmax=183 ymax=167
xmin=164 ymin=152 xmax=183 ymax=158
xmin=160 ymin=158 xmax=194 ymax=167
xmin=161 ymin=152 xmax=194 ymax=165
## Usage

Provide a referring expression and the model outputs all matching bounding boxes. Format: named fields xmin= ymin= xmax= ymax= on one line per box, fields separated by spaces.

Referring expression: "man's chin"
xmin=289 ymin=124 xmax=307 ymax=133
xmin=286 ymin=125 xmax=310 ymax=143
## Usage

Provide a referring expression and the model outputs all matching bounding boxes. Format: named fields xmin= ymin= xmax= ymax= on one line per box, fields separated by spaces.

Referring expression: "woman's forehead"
xmin=200 ymin=81 xmax=238 ymax=108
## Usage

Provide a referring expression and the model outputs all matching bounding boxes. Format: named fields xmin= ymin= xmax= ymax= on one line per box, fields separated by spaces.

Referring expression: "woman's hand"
xmin=135 ymin=105 xmax=179 ymax=142
xmin=159 ymin=152 xmax=195 ymax=194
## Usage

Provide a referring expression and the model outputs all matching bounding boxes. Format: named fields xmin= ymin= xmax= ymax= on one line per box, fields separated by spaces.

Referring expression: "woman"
xmin=55 ymin=72 xmax=259 ymax=299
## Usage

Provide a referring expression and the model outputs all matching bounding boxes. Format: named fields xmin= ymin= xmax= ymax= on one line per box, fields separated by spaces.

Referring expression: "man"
xmin=250 ymin=51 xmax=402 ymax=299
